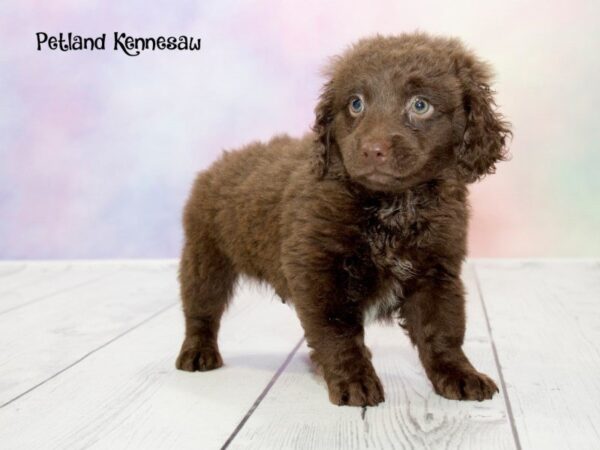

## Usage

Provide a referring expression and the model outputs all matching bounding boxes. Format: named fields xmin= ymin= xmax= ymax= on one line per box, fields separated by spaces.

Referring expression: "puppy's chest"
xmin=359 ymin=193 xmax=435 ymax=322
xmin=364 ymin=192 xmax=435 ymax=278
xmin=360 ymin=225 xmax=416 ymax=323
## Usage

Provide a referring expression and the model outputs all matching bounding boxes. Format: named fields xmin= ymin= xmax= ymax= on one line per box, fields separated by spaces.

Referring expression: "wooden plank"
xmin=0 ymin=279 xmax=304 ymax=449
xmin=475 ymin=260 xmax=600 ymax=450
xmin=0 ymin=262 xmax=28 ymax=282
xmin=227 ymin=264 xmax=515 ymax=449
xmin=0 ymin=262 xmax=119 ymax=315
xmin=0 ymin=262 xmax=178 ymax=406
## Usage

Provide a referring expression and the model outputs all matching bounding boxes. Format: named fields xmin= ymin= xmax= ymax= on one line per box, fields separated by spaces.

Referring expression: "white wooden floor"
xmin=0 ymin=260 xmax=598 ymax=450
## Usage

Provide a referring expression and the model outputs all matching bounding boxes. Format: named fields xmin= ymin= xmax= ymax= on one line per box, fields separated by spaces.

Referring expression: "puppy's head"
xmin=312 ymin=33 xmax=511 ymax=191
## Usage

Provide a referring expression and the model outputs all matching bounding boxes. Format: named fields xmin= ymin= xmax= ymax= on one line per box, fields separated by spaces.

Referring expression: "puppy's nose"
xmin=361 ymin=140 xmax=390 ymax=164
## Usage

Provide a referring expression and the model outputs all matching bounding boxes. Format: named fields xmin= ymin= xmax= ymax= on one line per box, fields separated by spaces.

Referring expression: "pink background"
xmin=1 ymin=0 xmax=599 ymax=258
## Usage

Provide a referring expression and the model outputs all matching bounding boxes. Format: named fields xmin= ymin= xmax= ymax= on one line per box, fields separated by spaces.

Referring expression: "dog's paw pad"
xmin=328 ymin=372 xmax=385 ymax=407
xmin=176 ymin=346 xmax=223 ymax=372
xmin=432 ymin=368 xmax=499 ymax=401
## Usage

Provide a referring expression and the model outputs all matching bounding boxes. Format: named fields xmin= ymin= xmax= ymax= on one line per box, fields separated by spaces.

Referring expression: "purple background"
xmin=1 ymin=0 xmax=599 ymax=258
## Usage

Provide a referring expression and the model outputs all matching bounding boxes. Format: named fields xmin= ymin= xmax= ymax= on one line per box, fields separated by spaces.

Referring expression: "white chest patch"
xmin=363 ymin=285 xmax=399 ymax=325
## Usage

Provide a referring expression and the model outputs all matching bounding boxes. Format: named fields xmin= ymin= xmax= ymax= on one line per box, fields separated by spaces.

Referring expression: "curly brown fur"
xmin=176 ymin=32 xmax=511 ymax=406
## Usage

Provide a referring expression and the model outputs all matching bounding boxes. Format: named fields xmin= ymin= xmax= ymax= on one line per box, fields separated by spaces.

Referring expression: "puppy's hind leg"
xmin=176 ymin=236 xmax=237 ymax=372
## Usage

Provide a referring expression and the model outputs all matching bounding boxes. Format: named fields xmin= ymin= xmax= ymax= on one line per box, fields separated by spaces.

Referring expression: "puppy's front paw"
xmin=431 ymin=367 xmax=499 ymax=401
xmin=176 ymin=343 xmax=223 ymax=372
xmin=327 ymin=370 xmax=385 ymax=407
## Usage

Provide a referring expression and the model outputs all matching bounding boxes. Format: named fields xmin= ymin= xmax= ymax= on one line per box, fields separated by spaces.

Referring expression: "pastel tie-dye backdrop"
xmin=1 ymin=0 xmax=599 ymax=258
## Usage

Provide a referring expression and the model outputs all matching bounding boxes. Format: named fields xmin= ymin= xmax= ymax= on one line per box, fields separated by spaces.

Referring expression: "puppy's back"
xmin=183 ymin=133 xmax=312 ymax=283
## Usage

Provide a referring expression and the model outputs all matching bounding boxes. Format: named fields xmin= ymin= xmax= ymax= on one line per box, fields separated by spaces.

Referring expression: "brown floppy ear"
xmin=311 ymin=80 xmax=335 ymax=179
xmin=455 ymin=56 xmax=511 ymax=183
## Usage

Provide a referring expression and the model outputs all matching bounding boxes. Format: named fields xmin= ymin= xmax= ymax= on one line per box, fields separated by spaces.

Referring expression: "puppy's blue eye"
xmin=414 ymin=99 xmax=427 ymax=111
xmin=411 ymin=97 xmax=430 ymax=115
xmin=349 ymin=96 xmax=364 ymax=115
xmin=408 ymin=96 xmax=434 ymax=118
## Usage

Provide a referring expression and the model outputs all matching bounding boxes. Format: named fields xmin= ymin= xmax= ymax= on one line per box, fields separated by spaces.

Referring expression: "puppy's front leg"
xmin=296 ymin=304 xmax=385 ymax=407
xmin=403 ymin=273 xmax=499 ymax=401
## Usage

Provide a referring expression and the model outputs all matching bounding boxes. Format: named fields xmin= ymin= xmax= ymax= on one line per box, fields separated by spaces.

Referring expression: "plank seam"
xmin=221 ymin=337 xmax=305 ymax=449
xmin=0 ymin=270 xmax=118 ymax=316
xmin=0 ymin=301 xmax=177 ymax=409
xmin=0 ymin=265 xmax=77 ymax=296
xmin=0 ymin=265 xmax=27 ymax=279
xmin=472 ymin=264 xmax=522 ymax=450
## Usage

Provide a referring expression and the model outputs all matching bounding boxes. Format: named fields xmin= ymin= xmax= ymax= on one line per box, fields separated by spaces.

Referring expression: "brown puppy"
xmin=176 ymin=32 xmax=511 ymax=406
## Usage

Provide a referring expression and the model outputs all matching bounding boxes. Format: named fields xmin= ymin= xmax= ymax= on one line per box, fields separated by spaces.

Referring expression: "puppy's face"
xmin=313 ymin=34 xmax=511 ymax=191
xmin=332 ymin=68 xmax=462 ymax=192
